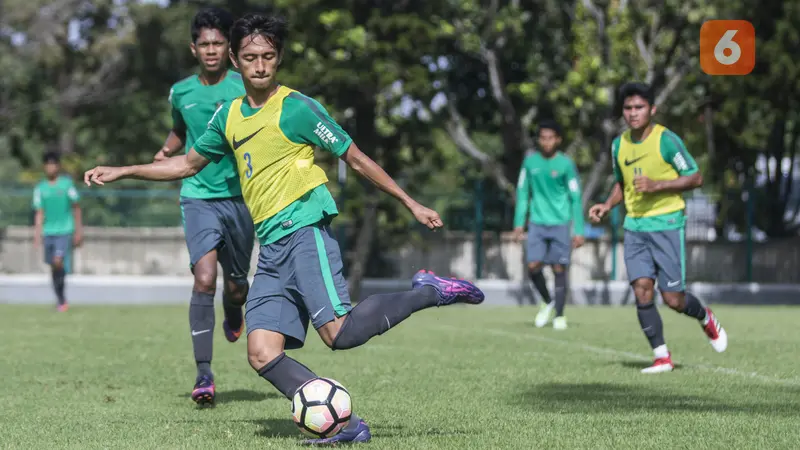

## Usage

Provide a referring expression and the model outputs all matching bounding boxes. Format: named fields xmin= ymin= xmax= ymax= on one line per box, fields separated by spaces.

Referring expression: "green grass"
xmin=2 ymin=304 xmax=799 ymax=449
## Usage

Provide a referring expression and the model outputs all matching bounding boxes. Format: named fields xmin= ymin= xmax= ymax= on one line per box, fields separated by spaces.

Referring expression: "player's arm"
xmin=642 ymin=131 xmax=703 ymax=193
xmin=512 ymin=162 xmax=530 ymax=230
xmin=156 ymin=88 xmax=188 ymax=160
xmin=32 ymin=186 xmax=43 ymax=248
xmin=566 ymin=161 xmax=585 ymax=237
xmin=67 ymin=182 xmax=83 ymax=246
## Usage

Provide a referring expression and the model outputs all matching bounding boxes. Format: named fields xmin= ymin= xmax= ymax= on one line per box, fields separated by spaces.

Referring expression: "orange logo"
xmin=700 ymin=20 xmax=755 ymax=75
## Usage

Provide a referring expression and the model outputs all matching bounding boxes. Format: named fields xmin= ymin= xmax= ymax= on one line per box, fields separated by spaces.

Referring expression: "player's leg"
xmin=181 ymin=197 xmax=224 ymax=405
xmin=46 ymin=235 xmax=70 ymax=311
xmin=216 ymin=196 xmax=254 ymax=343
xmin=547 ymin=224 xmax=572 ymax=330
xmin=527 ymin=225 xmax=553 ymax=327
xmin=246 ymin=243 xmax=372 ymax=444
xmin=294 ymin=223 xmax=482 ymax=353
xmin=625 ymin=231 xmax=672 ymax=373
xmin=653 ymin=229 xmax=727 ymax=353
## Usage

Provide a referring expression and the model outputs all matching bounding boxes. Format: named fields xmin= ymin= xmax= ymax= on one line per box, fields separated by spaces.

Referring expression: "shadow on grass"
xmin=177 ymin=389 xmax=279 ymax=405
xmin=247 ymin=419 xmax=479 ymax=440
xmin=514 ymin=382 xmax=800 ymax=416
xmin=616 ymin=360 xmax=685 ymax=370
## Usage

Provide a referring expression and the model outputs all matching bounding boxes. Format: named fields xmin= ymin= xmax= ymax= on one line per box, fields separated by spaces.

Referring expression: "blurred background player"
xmin=155 ymin=7 xmax=253 ymax=406
xmin=33 ymin=151 xmax=83 ymax=312
xmin=513 ymin=120 xmax=585 ymax=329
xmin=588 ymin=82 xmax=728 ymax=373
xmin=84 ymin=12 xmax=485 ymax=445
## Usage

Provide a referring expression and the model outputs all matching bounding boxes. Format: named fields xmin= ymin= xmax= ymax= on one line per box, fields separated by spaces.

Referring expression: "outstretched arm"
xmin=85 ymin=149 xmax=210 ymax=186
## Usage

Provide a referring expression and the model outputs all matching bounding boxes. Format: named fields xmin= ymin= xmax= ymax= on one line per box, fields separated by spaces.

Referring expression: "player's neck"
xmin=198 ymin=69 xmax=227 ymax=86
xmin=540 ymin=150 xmax=557 ymax=159
xmin=629 ymin=123 xmax=654 ymax=143
xmin=245 ymin=82 xmax=280 ymax=108
xmin=46 ymin=175 xmax=58 ymax=183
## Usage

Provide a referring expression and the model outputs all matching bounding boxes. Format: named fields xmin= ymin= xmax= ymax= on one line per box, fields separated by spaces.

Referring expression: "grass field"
xmin=2 ymin=303 xmax=800 ymax=449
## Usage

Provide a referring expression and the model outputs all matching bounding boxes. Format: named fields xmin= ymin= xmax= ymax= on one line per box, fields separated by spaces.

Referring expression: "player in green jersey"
xmin=84 ymin=13 xmax=485 ymax=444
xmin=513 ymin=120 xmax=585 ymax=329
xmin=589 ymin=83 xmax=727 ymax=374
xmin=33 ymin=152 xmax=83 ymax=312
xmin=156 ymin=7 xmax=254 ymax=405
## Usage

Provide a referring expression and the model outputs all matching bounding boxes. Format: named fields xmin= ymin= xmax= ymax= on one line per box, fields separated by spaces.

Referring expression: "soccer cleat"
xmin=702 ymin=307 xmax=728 ymax=353
xmin=222 ymin=318 xmax=243 ymax=343
xmin=57 ymin=303 xmax=69 ymax=312
xmin=191 ymin=375 xmax=215 ymax=406
xmin=552 ymin=316 xmax=568 ymax=330
xmin=303 ymin=420 xmax=371 ymax=445
xmin=411 ymin=270 xmax=485 ymax=305
xmin=534 ymin=303 xmax=554 ymax=328
xmin=641 ymin=354 xmax=675 ymax=374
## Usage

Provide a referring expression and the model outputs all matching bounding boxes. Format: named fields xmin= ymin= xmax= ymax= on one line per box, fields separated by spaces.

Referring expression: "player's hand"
xmin=572 ymin=235 xmax=585 ymax=249
xmin=153 ymin=149 xmax=170 ymax=162
xmin=410 ymin=202 xmax=443 ymax=230
xmin=73 ymin=230 xmax=83 ymax=248
xmin=512 ymin=227 xmax=526 ymax=242
xmin=588 ymin=203 xmax=610 ymax=223
xmin=84 ymin=166 xmax=124 ymax=186
xmin=634 ymin=175 xmax=659 ymax=193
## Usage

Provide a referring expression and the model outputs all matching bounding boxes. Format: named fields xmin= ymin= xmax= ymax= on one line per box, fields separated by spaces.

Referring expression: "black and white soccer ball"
xmin=291 ymin=377 xmax=352 ymax=438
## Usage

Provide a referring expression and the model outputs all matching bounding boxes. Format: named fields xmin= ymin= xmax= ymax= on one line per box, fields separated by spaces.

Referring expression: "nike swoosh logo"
xmin=184 ymin=103 xmax=197 ymax=109
xmin=232 ymin=127 xmax=265 ymax=150
xmin=624 ymin=155 xmax=647 ymax=166
xmin=311 ymin=307 xmax=326 ymax=320
xmin=191 ymin=329 xmax=211 ymax=336
xmin=667 ymin=281 xmax=680 ymax=287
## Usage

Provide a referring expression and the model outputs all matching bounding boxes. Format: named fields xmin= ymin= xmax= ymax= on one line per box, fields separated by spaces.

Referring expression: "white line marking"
xmin=436 ymin=324 xmax=800 ymax=387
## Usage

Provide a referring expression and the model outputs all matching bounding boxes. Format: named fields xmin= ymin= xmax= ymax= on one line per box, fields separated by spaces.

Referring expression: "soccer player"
xmin=588 ymin=82 xmax=727 ymax=374
xmin=513 ymin=120 xmax=585 ymax=329
xmin=33 ymin=151 xmax=83 ymax=312
xmin=84 ymin=13 xmax=484 ymax=444
xmin=156 ymin=7 xmax=254 ymax=405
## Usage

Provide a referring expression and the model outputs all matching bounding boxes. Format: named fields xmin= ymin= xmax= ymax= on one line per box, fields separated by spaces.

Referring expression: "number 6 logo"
xmin=700 ymin=20 xmax=755 ymax=75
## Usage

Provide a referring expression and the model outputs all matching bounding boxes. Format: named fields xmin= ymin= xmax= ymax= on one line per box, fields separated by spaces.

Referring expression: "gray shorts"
xmin=44 ymin=234 xmax=73 ymax=273
xmin=526 ymin=224 xmax=571 ymax=266
xmin=624 ymin=228 xmax=685 ymax=292
xmin=245 ymin=222 xmax=352 ymax=350
xmin=180 ymin=196 xmax=254 ymax=281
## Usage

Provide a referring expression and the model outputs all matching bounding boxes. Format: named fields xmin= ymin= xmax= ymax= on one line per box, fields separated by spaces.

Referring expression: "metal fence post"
xmin=745 ymin=178 xmax=754 ymax=283
xmin=474 ymin=178 xmax=484 ymax=279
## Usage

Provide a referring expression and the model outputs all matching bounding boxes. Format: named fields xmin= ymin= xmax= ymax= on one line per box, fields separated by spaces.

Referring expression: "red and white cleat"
xmin=641 ymin=353 xmax=674 ymax=374
xmin=702 ymin=307 xmax=728 ymax=353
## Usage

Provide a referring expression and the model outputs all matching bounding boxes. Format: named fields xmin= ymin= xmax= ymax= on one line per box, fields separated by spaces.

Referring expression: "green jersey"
xmin=32 ymin=176 xmax=80 ymax=236
xmin=169 ymin=70 xmax=246 ymax=199
xmin=194 ymin=85 xmax=351 ymax=245
xmin=513 ymin=151 xmax=585 ymax=235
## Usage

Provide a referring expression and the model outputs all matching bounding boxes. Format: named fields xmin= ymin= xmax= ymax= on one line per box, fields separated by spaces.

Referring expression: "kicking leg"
xmin=190 ymin=251 xmax=218 ymax=405
xmin=221 ymin=277 xmax=247 ymax=342
xmin=662 ymin=290 xmax=727 ymax=353
xmin=51 ymin=256 xmax=67 ymax=311
xmin=551 ymin=264 xmax=568 ymax=330
xmin=529 ymin=261 xmax=554 ymax=328
xmin=633 ymin=278 xmax=672 ymax=374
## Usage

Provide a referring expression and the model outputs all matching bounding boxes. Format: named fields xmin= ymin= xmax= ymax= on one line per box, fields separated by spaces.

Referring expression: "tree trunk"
xmin=347 ymin=193 xmax=378 ymax=302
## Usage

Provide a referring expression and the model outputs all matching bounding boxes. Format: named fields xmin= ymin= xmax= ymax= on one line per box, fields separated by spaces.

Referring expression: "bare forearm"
xmin=122 ymin=155 xmax=200 ymax=181
xmin=604 ymin=183 xmax=623 ymax=208
xmin=72 ymin=206 xmax=82 ymax=230
xmin=161 ymin=129 xmax=186 ymax=157
xmin=653 ymin=173 xmax=703 ymax=193
xmin=343 ymin=147 xmax=415 ymax=208
xmin=34 ymin=211 xmax=43 ymax=234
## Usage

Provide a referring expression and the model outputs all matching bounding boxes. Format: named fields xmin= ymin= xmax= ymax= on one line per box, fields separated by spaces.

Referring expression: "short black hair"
xmin=230 ymin=13 xmax=288 ymax=58
xmin=537 ymin=119 xmax=562 ymax=137
xmin=42 ymin=151 xmax=60 ymax=164
xmin=191 ymin=7 xmax=234 ymax=43
xmin=618 ymin=82 xmax=655 ymax=106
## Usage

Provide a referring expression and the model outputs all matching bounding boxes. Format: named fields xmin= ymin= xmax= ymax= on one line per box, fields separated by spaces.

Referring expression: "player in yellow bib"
xmin=589 ymin=83 xmax=727 ymax=374
xmin=84 ymin=13 xmax=484 ymax=444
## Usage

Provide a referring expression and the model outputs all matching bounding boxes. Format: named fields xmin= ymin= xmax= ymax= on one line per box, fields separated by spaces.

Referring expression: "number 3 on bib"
xmin=243 ymin=152 xmax=253 ymax=178
xmin=700 ymin=20 xmax=755 ymax=76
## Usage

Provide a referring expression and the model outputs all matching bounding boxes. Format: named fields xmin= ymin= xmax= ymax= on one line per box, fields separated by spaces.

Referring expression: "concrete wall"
xmin=1 ymin=226 xmax=799 ymax=283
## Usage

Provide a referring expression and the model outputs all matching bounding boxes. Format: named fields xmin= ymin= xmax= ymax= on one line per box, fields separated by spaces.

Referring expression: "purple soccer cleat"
xmin=411 ymin=269 xmax=485 ymax=305
xmin=303 ymin=420 xmax=371 ymax=445
xmin=222 ymin=318 xmax=243 ymax=343
xmin=191 ymin=374 xmax=215 ymax=406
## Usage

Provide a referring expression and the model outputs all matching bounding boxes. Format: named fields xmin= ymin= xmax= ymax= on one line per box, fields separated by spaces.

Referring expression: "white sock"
xmin=653 ymin=345 xmax=669 ymax=359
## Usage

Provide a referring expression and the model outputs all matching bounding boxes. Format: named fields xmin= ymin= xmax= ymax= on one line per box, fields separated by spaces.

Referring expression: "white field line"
xmin=435 ymin=324 xmax=800 ymax=387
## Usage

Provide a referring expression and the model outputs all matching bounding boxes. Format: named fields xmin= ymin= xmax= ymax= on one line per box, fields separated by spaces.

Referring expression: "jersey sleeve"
xmin=661 ymin=131 xmax=698 ymax=176
xmin=513 ymin=159 xmax=531 ymax=229
xmin=32 ymin=185 xmax=42 ymax=210
xmin=610 ymin=137 xmax=623 ymax=183
xmin=193 ymin=102 xmax=232 ymax=163
xmin=565 ymin=160 xmax=585 ymax=236
xmin=66 ymin=179 xmax=80 ymax=203
xmin=280 ymin=92 xmax=353 ymax=156
xmin=168 ymin=87 xmax=185 ymax=131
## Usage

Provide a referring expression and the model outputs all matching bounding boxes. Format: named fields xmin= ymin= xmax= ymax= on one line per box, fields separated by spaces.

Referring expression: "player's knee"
xmin=552 ymin=264 xmax=566 ymax=274
xmin=51 ymin=257 xmax=64 ymax=270
xmin=661 ymin=291 xmax=684 ymax=310
xmin=528 ymin=261 xmax=543 ymax=273
xmin=632 ymin=278 xmax=655 ymax=303
xmin=193 ymin=269 xmax=217 ymax=293
xmin=225 ymin=281 xmax=249 ymax=306
xmin=247 ymin=347 xmax=283 ymax=371
xmin=318 ymin=318 xmax=345 ymax=349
